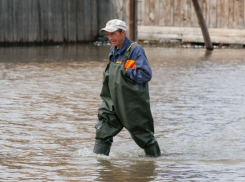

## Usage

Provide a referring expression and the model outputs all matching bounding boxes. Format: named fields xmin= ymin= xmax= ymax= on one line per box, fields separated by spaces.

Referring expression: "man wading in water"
xmin=93 ymin=19 xmax=161 ymax=157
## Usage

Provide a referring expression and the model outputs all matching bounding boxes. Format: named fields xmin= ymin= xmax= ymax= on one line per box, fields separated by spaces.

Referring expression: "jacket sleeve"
xmin=125 ymin=45 xmax=152 ymax=83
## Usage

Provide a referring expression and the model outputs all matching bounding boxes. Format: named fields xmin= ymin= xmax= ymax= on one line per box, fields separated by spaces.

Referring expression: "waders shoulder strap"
xmin=108 ymin=47 xmax=115 ymax=60
xmin=122 ymin=42 xmax=137 ymax=62
xmin=126 ymin=42 xmax=137 ymax=52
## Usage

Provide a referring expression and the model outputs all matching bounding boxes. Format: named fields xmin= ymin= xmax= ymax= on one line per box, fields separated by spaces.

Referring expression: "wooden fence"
xmin=137 ymin=0 xmax=245 ymax=44
xmin=138 ymin=0 xmax=245 ymax=29
xmin=1 ymin=0 xmax=245 ymax=45
xmin=0 ymin=0 xmax=97 ymax=44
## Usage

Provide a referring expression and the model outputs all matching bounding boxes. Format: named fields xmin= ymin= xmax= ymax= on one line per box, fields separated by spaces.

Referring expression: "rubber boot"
xmin=93 ymin=140 xmax=111 ymax=156
xmin=144 ymin=141 xmax=161 ymax=157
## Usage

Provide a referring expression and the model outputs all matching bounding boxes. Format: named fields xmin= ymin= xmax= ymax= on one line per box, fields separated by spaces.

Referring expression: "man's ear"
xmin=122 ymin=30 xmax=126 ymax=36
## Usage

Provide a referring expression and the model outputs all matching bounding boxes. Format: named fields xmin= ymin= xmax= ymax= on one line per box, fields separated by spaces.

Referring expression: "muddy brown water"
xmin=1 ymin=45 xmax=245 ymax=181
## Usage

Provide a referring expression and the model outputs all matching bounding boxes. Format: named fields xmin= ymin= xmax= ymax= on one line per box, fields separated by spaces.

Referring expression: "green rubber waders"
xmin=93 ymin=140 xmax=111 ymax=156
xmin=144 ymin=141 xmax=161 ymax=158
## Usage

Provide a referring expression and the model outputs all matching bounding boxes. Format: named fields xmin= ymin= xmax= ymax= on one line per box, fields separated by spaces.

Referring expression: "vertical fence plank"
xmin=53 ymin=0 xmax=62 ymax=43
xmin=58 ymin=0 xmax=64 ymax=42
xmin=125 ymin=0 xmax=130 ymax=27
xmin=137 ymin=0 xmax=143 ymax=25
xmin=149 ymin=0 xmax=156 ymax=26
xmin=144 ymin=0 xmax=150 ymax=25
xmin=244 ymin=0 xmax=245 ymax=28
xmin=216 ymin=0 xmax=221 ymax=27
xmin=217 ymin=0 xmax=229 ymax=28
xmin=181 ymin=0 xmax=187 ymax=27
xmin=48 ymin=0 xmax=53 ymax=42
xmin=240 ymin=0 xmax=244 ymax=29
xmin=185 ymin=0 xmax=192 ymax=27
xmin=36 ymin=0 xmax=41 ymax=42
xmin=5 ymin=0 xmax=12 ymax=42
xmin=233 ymin=0 xmax=239 ymax=28
xmin=24 ymin=0 xmax=29 ymax=42
xmin=228 ymin=0 xmax=234 ymax=28
xmin=10 ymin=0 xmax=15 ymax=42
xmin=158 ymin=0 xmax=165 ymax=26
xmin=83 ymin=0 xmax=91 ymax=41
xmin=54 ymin=0 xmax=63 ymax=42
xmin=209 ymin=0 xmax=217 ymax=28
xmin=26 ymin=0 xmax=31 ymax=42
xmin=222 ymin=0 xmax=229 ymax=28
xmin=205 ymin=0 xmax=210 ymax=27
xmin=190 ymin=0 xmax=196 ymax=27
xmin=164 ymin=0 xmax=174 ymax=26
xmin=51 ymin=0 xmax=56 ymax=42
xmin=234 ymin=0 xmax=244 ymax=29
xmin=154 ymin=0 xmax=160 ymax=26
xmin=174 ymin=0 xmax=181 ymax=26
xmin=190 ymin=0 xmax=198 ymax=27
xmin=62 ymin=0 xmax=68 ymax=42
xmin=16 ymin=0 xmax=23 ymax=42
xmin=170 ymin=0 xmax=175 ymax=26
xmin=180 ymin=0 xmax=187 ymax=27
xmin=67 ymin=0 xmax=76 ymax=42
xmin=3 ymin=0 xmax=7 ymax=42
xmin=0 ymin=0 xmax=4 ymax=43
xmin=90 ymin=0 xmax=97 ymax=40
xmin=30 ymin=0 xmax=39 ymax=43
xmin=83 ymin=0 xmax=89 ymax=40
xmin=4 ymin=0 xmax=8 ymax=42
xmin=40 ymin=0 xmax=49 ymax=42
xmin=87 ymin=0 xmax=92 ymax=41
xmin=122 ymin=0 xmax=127 ymax=21
xmin=223 ymin=0 xmax=229 ymax=28
xmin=141 ymin=0 xmax=145 ymax=25
xmin=29 ymin=0 xmax=35 ymax=42
xmin=76 ymin=0 xmax=85 ymax=41
xmin=12 ymin=0 xmax=17 ymax=42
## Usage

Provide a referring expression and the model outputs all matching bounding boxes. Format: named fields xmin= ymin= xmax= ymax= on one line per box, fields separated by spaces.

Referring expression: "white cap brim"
xmin=100 ymin=26 xmax=118 ymax=33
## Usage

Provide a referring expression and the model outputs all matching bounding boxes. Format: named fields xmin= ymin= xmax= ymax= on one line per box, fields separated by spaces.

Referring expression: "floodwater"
xmin=0 ymin=45 xmax=245 ymax=181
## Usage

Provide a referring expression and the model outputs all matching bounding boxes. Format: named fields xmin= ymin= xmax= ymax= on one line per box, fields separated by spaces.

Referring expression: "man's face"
xmin=106 ymin=30 xmax=126 ymax=48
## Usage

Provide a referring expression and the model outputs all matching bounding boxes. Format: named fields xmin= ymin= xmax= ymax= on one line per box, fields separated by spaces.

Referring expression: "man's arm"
xmin=125 ymin=45 xmax=152 ymax=83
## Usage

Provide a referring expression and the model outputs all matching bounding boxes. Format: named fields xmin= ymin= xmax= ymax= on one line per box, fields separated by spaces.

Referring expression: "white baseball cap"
xmin=100 ymin=19 xmax=127 ymax=33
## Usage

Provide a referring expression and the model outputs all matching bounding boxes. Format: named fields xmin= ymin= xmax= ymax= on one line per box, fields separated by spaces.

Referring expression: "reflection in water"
xmin=96 ymin=159 xmax=156 ymax=182
xmin=1 ymin=45 xmax=245 ymax=181
xmin=202 ymin=50 xmax=213 ymax=61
